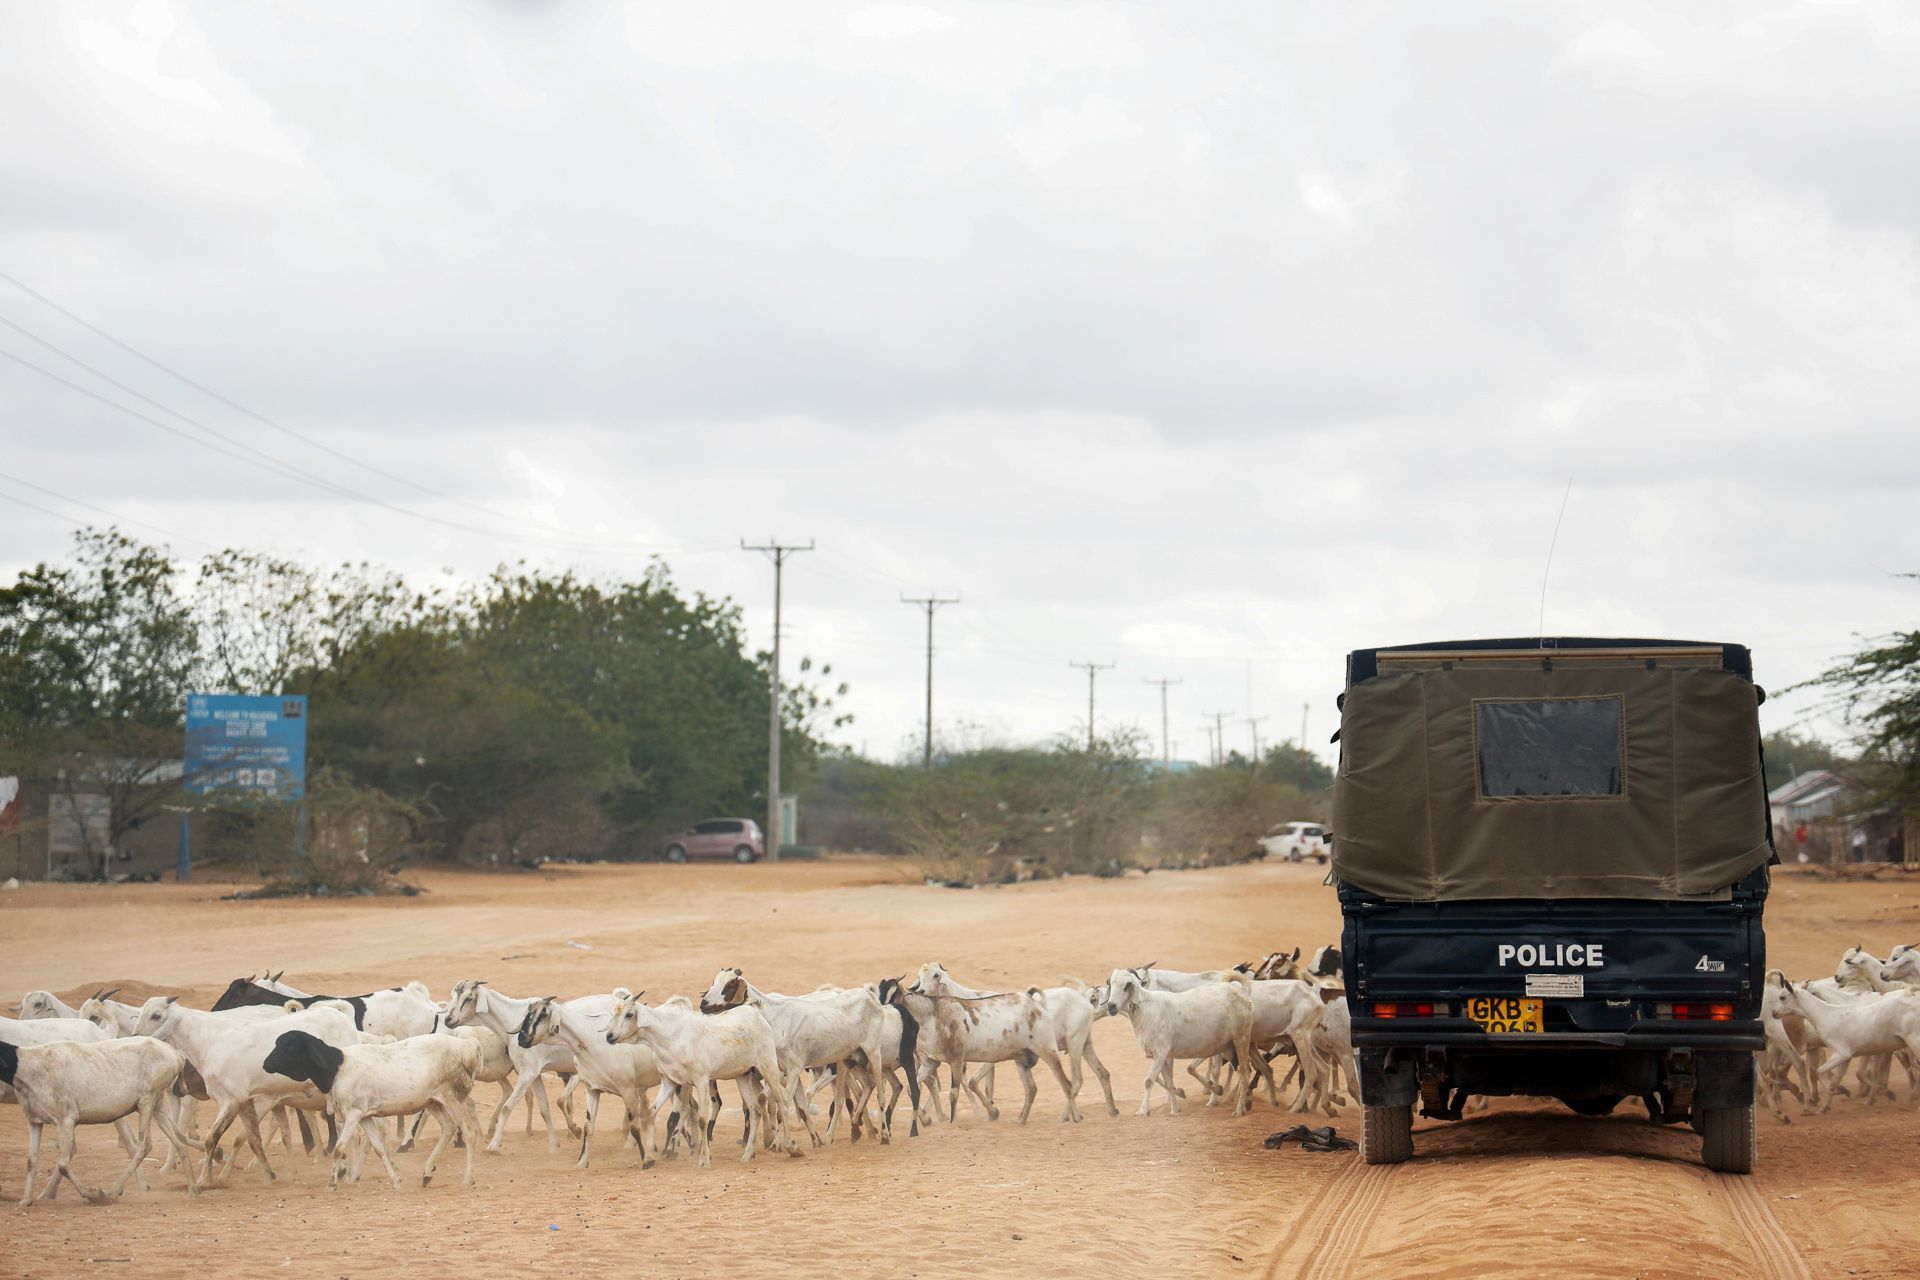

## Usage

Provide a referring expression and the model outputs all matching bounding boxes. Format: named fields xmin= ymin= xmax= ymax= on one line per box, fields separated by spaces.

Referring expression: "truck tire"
xmin=1699 ymin=1104 xmax=1755 ymax=1174
xmin=1360 ymin=1104 xmax=1413 ymax=1165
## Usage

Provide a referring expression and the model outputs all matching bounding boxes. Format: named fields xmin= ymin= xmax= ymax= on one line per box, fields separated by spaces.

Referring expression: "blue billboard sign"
xmin=185 ymin=694 xmax=308 ymax=800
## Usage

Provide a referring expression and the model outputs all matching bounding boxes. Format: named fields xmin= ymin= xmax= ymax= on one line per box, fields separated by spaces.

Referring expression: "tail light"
xmin=1373 ymin=1002 xmax=1444 ymax=1018
xmin=1661 ymin=1002 xmax=1736 ymax=1021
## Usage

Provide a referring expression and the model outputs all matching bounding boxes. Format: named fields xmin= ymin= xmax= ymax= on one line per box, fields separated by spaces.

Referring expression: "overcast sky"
xmin=3 ymin=1 xmax=1916 ymax=765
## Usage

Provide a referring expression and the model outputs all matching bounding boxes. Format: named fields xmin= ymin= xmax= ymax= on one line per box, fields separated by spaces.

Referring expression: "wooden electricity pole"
xmin=902 ymin=594 xmax=959 ymax=768
xmin=1070 ymin=659 xmax=1116 ymax=752
xmin=742 ymin=538 xmax=813 ymax=859
xmin=1144 ymin=677 xmax=1182 ymax=768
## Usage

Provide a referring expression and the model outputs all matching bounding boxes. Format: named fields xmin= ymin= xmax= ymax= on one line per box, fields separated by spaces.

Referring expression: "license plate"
xmin=1464 ymin=996 xmax=1543 ymax=1033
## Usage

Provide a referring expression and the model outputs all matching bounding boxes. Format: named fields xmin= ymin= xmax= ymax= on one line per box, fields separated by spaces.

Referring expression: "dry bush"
xmin=886 ymin=736 xmax=1151 ymax=884
xmin=206 ymin=767 xmax=424 ymax=897
xmin=1143 ymin=769 xmax=1316 ymax=868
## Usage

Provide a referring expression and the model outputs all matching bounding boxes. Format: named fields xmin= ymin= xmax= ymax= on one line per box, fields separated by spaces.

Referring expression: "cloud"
xmin=1 ymin=0 xmax=1916 ymax=757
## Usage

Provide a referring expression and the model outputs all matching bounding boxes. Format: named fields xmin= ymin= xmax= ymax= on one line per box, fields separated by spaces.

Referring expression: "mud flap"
xmin=1692 ymin=1051 xmax=1755 ymax=1111
xmin=1359 ymin=1049 xmax=1418 ymax=1107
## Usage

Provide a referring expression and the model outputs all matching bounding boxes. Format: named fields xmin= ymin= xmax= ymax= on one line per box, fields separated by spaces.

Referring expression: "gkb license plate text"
xmin=1464 ymin=996 xmax=1543 ymax=1033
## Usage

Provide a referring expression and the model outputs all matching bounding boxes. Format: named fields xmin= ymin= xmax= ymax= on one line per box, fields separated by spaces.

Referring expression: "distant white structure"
xmin=1767 ymin=770 xmax=1853 ymax=831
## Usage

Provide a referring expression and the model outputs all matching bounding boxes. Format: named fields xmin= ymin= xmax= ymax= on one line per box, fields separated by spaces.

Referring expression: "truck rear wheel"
xmin=1360 ymin=1104 xmax=1413 ymax=1165
xmin=1700 ymin=1104 xmax=1755 ymax=1174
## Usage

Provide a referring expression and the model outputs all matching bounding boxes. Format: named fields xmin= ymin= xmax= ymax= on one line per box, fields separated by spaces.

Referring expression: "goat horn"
xmin=99 ymin=987 xmax=120 ymax=1001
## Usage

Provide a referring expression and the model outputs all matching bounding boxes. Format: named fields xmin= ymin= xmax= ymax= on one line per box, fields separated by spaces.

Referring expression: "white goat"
xmin=442 ymin=979 xmax=615 ymax=1151
xmin=605 ymin=992 xmax=794 ymax=1168
xmin=1758 ymin=969 xmax=1817 ymax=1122
xmin=21 ymin=988 xmax=146 ymax=1032
xmin=400 ymin=1021 xmax=514 ymax=1153
xmin=262 ymin=1029 xmax=479 ymax=1188
xmin=1 ymin=1014 xmax=111 ymax=1106
xmin=895 ymin=971 xmax=1082 ymax=1125
xmin=699 ymin=969 xmax=890 ymax=1145
xmin=1103 ymin=967 xmax=1257 ymax=1117
xmin=0 ymin=1036 xmax=203 ymax=1205
xmin=516 ymin=997 xmax=664 ymax=1169
xmin=133 ymin=995 xmax=359 ymax=1182
xmin=911 ymin=963 xmax=1119 ymax=1121
xmin=1772 ymin=976 xmax=1920 ymax=1112
xmin=1134 ymin=964 xmax=1272 ymax=1103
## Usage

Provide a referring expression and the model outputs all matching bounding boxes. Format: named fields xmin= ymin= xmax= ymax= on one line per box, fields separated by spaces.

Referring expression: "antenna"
xmin=1537 ymin=477 xmax=1573 ymax=641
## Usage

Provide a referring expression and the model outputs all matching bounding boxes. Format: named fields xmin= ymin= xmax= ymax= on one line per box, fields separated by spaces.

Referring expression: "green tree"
xmin=1759 ymin=729 xmax=1848 ymax=793
xmin=1803 ymin=587 xmax=1920 ymax=812
xmin=458 ymin=565 xmax=845 ymax=836
xmin=0 ymin=529 xmax=196 ymax=875
xmin=194 ymin=550 xmax=324 ymax=695
xmin=1260 ymin=741 xmax=1335 ymax=793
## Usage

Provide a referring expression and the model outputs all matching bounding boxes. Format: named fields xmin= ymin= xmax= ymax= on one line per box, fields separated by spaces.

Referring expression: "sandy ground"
xmin=3 ymin=857 xmax=1919 ymax=1279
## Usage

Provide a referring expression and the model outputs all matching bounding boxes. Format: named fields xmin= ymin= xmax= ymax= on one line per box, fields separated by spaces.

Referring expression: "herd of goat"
xmin=0 ymin=947 xmax=1351 ymax=1205
xmin=5 ymin=939 xmax=1917 ymax=1206
xmin=1759 ymin=943 xmax=1920 ymax=1122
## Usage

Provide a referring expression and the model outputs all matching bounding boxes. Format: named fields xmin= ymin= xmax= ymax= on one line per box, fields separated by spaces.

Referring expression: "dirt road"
xmin=3 ymin=858 xmax=1917 ymax=1278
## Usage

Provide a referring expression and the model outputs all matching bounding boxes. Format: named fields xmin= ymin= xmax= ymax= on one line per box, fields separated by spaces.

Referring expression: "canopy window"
xmin=1474 ymin=696 xmax=1624 ymax=799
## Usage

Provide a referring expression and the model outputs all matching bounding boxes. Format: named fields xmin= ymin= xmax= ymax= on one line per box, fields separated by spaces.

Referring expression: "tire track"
xmin=1262 ymin=1157 xmax=1396 ymax=1280
xmin=1717 ymin=1174 xmax=1813 ymax=1280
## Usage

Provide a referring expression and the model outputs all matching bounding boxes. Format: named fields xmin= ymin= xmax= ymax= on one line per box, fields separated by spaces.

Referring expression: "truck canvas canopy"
xmin=1331 ymin=642 xmax=1771 ymax=901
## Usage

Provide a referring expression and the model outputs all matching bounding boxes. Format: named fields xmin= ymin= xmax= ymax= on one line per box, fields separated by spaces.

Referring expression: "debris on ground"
xmin=1264 ymin=1125 xmax=1358 ymax=1152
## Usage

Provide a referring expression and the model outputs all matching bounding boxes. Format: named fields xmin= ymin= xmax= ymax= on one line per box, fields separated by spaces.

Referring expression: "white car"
xmin=1261 ymin=821 xmax=1330 ymax=864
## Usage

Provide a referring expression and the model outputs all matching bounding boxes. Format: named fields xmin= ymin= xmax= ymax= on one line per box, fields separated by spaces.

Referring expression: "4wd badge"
xmin=1695 ymin=955 xmax=1726 ymax=973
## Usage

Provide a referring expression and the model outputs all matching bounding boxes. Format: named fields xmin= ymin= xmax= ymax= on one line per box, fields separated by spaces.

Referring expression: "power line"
xmin=0 ymin=341 xmax=663 ymax=556
xmin=0 ymin=306 xmax=684 ymax=555
xmin=0 ymin=270 xmax=639 ymax=549
xmin=1144 ymin=677 xmax=1182 ymax=769
xmin=902 ymin=593 xmax=961 ymax=768
xmin=743 ymin=538 xmax=813 ymax=861
xmin=0 ymin=471 xmax=218 ymax=551
xmin=1069 ymin=658 xmax=1116 ymax=752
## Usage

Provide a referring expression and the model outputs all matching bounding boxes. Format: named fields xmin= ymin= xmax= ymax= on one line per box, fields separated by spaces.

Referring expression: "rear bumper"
xmin=1352 ymin=1016 xmax=1764 ymax=1053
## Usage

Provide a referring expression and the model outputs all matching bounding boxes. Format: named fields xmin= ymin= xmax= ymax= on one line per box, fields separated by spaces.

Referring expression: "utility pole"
xmin=1246 ymin=714 xmax=1268 ymax=760
xmin=1143 ymin=677 xmax=1182 ymax=769
xmin=1070 ymin=659 xmax=1116 ymax=752
xmin=902 ymin=593 xmax=960 ymax=768
xmin=1301 ymin=702 xmax=1311 ymax=754
xmin=1204 ymin=711 xmax=1232 ymax=765
xmin=742 ymin=537 xmax=813 ymax=861
xmin=1198 ymin=721 xmax=1218 ymax=766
